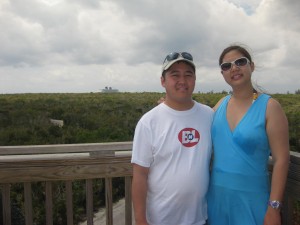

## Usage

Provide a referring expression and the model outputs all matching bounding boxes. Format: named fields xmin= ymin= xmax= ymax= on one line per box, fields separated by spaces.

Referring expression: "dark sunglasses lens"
xmin=235 ymin=58 xmax=248 ymax=66
xmin=221 ymin=63 xmax=232 ymax=71
xmin=166 ymin=52 xmax=180 ymax=62
xmin=181 ymin=52 xmax=193 ymax=61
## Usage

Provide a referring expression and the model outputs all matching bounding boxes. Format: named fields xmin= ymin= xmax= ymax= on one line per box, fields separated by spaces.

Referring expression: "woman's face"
xmin=220 ymin=50 xmax=254 ymax=88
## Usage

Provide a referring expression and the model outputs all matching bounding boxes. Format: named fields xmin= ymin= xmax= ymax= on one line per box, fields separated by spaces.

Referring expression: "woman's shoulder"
xmin=266 ymin=97 xmax=283 ymax=112
xmin=265 ymin=96 xmax=287 ymax=121
xmin=213 ymin=95 xmax=229 ymax=111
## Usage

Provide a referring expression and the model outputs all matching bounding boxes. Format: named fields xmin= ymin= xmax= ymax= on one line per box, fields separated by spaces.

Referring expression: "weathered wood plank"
xmin=86 ymin=179 xmax=93 ymax=225
xmin=0 ymin=142 xmax=133 ymax=155
xmin=0 ymin=154 xmax=131 ymax=165
xmin=66 ymin=181 xmax=74 ymax=225
xmin=106 ymin=177 xmax=113 ymax=225
xmin=46 ymin=181 xmax=53 ymax=225
xmin=290 ymin=151 xmax=300 ymax=165
xmin=1 ymin=184 xmax=11 ymax=225
xmin=0 ymin=156 xmax=132 ymax=183
xmin=24 ymin=183 xmax=33 ymax=225
xmin=125 ymin=176 xmax=132 ymax=225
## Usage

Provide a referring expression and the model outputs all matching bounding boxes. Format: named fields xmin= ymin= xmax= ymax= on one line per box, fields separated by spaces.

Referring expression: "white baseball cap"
xmin=162 ymin=52 xmax=195 ymax=73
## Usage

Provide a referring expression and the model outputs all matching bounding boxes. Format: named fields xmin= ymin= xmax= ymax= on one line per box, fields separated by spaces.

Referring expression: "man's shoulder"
xmin=138 ymin=104 xmax=164 ymax=121
xmin=194 ymin=101 xmax=214 ymax=114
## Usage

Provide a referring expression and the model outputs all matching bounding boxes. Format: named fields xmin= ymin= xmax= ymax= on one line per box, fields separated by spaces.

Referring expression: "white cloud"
xmin=0 ymin=0 xmax=299 ymax=94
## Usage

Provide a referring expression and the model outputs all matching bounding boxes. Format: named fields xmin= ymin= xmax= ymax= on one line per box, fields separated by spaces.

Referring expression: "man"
xmin=131 ymin=52 xmax=214 ymax=225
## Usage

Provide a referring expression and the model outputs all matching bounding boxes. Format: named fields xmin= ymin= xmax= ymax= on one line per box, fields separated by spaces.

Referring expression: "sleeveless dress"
xmin=207 ymin=94 xmax=271 ymax=225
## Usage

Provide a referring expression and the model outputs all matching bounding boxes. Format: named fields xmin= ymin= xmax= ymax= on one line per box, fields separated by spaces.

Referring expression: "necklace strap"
xmin=252 ymin=89 xmax=258 ymax=103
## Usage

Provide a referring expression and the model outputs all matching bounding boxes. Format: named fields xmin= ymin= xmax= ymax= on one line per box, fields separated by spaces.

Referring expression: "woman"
xmin=207 ymin=45 xmax=290 ymax=225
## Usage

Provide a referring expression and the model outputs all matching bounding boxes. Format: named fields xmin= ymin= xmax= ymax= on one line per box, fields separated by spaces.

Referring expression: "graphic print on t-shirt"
xmin=178 ymin=128 xmax=200 ymax=147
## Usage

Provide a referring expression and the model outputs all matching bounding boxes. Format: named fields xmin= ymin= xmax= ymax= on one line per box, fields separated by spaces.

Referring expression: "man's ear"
xmin=161 ymin=76 xmax=165 ymax=87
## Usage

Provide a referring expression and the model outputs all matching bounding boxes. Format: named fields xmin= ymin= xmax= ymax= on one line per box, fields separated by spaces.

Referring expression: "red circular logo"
xmin=178 ymin=128 xmax=200 ymax=147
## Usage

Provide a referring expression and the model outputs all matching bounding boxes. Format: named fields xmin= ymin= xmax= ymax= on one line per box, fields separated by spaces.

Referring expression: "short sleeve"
xmin=131 ymin=119 xmax=153 ymax=167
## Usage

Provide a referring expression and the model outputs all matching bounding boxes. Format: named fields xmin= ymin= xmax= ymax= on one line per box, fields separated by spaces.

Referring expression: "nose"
xmin=177 ymin=75 xmax=187 ymax=83
xmin=231 ymin=63 xmax=240 ymax=71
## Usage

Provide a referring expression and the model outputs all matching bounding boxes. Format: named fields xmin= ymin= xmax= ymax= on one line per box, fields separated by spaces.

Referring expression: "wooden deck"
xmin=0 ymin=142 xmax=299 ymax=225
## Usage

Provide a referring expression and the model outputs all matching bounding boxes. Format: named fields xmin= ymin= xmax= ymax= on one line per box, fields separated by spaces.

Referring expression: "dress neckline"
xmin=226 ymin=93 xmax=262 ymax=133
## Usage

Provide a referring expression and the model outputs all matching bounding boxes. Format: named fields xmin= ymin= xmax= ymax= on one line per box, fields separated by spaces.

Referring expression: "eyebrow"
xmin=169 ymin=68 xmax=194 ymax=73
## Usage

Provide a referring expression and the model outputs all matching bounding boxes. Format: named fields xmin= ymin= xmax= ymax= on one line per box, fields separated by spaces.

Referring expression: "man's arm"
xmin=132 ymin=163 xmax=150 ymax=225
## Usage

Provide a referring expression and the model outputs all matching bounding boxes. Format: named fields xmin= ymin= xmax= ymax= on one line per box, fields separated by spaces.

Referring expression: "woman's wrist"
xmin=268 ymin=200 xmax=282 ymax=210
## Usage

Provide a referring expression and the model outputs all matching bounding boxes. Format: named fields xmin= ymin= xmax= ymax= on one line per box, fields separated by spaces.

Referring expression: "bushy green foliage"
xmin=271 ymin=94 xmax=300 ymax=152
xmin=0 ymin=93 xmax=161 ymax=145
xmin=0 ymin=92 xmax=298 ymax=151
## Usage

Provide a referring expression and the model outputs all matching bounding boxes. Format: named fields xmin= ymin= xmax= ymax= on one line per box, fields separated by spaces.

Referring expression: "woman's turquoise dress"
xmin=207 ymin=94 xmax=271 ymax=225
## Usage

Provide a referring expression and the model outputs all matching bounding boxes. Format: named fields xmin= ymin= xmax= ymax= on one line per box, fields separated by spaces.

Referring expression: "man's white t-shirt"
xmin=131 ymin=101 xmax=214 ymax=225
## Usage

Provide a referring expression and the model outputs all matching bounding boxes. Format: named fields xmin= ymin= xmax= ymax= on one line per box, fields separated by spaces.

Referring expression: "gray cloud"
xmin=0 ymin=0 xmax=299 ymax=94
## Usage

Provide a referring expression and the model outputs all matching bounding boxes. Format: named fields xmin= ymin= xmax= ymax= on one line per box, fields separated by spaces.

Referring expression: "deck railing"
xmin=0 ymin=142 xmax=299 ymax=225
xmin=0 ymin=142 xmax=133 ymax=225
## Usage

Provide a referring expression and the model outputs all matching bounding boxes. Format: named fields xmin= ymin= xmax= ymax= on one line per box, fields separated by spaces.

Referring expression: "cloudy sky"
xmin=0 ymin=0 xmax=299 ymax=94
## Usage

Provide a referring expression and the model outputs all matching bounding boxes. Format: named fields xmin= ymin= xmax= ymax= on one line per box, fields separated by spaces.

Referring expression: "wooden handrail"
xmin=0 ymin=141 xmax=133 ymax=155
xmin=0 ymin=143 xmax=299 ymax=225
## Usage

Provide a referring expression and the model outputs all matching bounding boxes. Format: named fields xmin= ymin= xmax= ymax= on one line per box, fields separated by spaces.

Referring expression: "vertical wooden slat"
xmin=65 ymin=181 xmax=74 ymax=225
xmin=281 ymin=192 xmax=288 ymax=225
xmin=105 ymin=177 xmax=113 ymax=225
xmin=286 ymin=196 xmax=294 ymax=225
xmin=24 ymin=182 xmax=33 ymax=225
xmin=2 ymin=184 xmax=11 ymax=225
xmin=86 ymin=179 xmax=94 ymax=225
xmin=125 ymin=176 xmax=132 ymax=225
xmin=45 ymin=181 xmax=53 ymax=225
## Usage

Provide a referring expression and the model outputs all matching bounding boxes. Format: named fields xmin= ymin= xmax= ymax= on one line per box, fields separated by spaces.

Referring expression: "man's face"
xmin=161 ymin=61 xmax=196 ymax=106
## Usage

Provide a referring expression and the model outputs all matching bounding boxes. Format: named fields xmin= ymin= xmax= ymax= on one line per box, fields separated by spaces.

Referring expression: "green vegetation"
xmin=0 ymin=92 xmax=298 ymax=151
xmin=0 ymin=92 xmax=299 ymax=224
xmin=0 ymin=92 xmax=162 ymax=145
xmin=269 ymin=94 xmax=300 ymax=152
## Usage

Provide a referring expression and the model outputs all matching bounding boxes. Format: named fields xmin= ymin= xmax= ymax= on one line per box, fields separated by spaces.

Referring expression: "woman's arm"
xmin=264 ymin=98 xmax=290 ymax=225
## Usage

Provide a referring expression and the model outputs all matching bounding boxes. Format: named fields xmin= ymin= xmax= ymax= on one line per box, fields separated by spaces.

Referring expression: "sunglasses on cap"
xmin=163 ymin=52 xmax=193 ymax=63
xmin=220 ymin=57 xmax=250 ymax=71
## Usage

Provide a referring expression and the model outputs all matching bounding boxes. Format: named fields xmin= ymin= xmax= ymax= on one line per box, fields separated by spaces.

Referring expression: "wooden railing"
xmin=0 ymin=142 xmax=133 ymax=225
xmin=0 ymin=142 xmax=299 ymax=225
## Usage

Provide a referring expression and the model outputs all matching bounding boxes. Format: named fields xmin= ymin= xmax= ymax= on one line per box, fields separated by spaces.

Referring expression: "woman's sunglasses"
xmin=163 ymin=52 xmax=193 ymax=63
xmin=220 ymin=57 xmax=250 ymax=71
